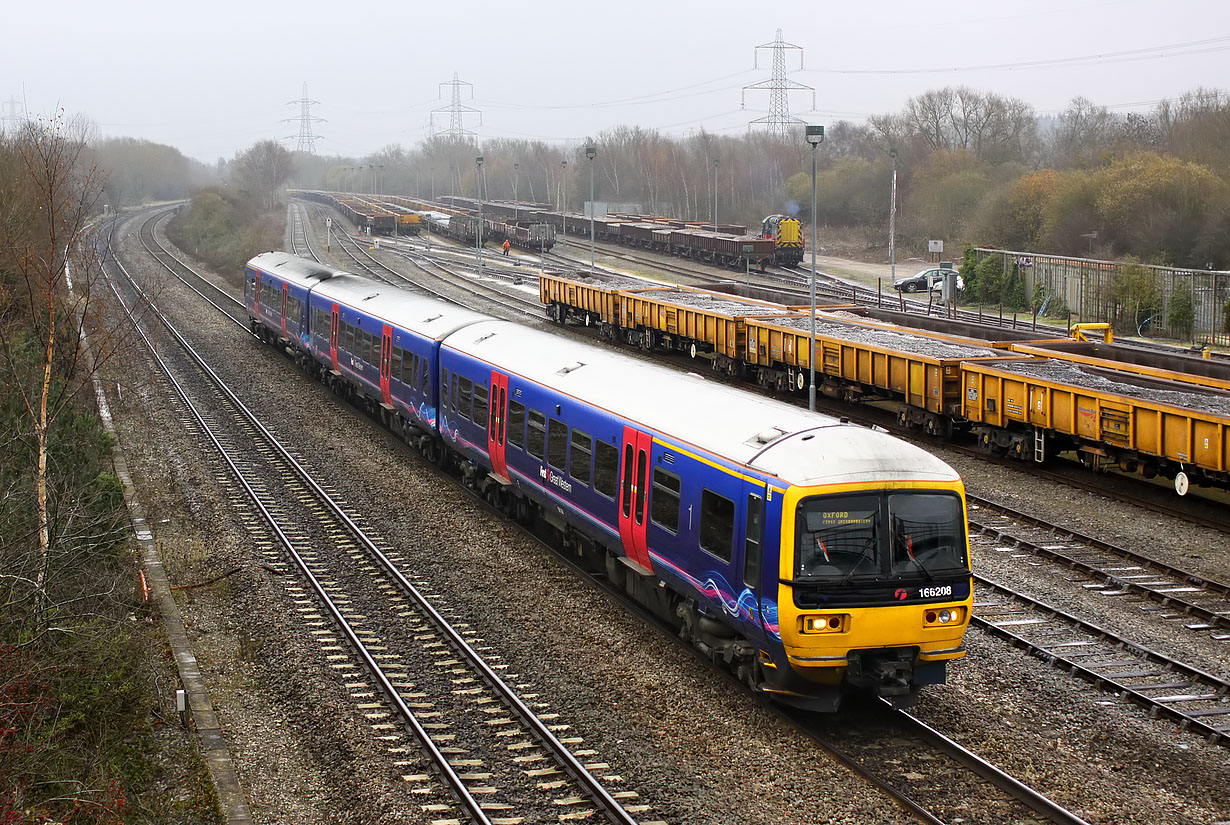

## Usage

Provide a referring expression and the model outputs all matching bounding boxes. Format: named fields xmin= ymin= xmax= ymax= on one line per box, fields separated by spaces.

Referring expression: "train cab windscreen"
xmin=794 ymin=492 xmax=967 ymax=584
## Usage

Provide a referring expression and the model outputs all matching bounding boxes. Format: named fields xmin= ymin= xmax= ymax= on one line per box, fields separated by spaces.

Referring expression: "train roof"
xmin=444 ymin=320 xmax=959 ymax=488
xmin=311 ymin=274 xmax=490 ymax=341
xmin=248 ymin=251 xmax=347 ymax=289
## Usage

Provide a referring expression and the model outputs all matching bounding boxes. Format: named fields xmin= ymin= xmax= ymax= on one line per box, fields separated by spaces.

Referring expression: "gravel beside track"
xmin=102 ymin=210 xmax=1230 ymax=824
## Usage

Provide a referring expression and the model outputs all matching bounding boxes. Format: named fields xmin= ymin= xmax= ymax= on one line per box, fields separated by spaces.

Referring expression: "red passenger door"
xmin=253 ymin=271 xmax=261 ymax=317
xmin=329 ymin=304 xmax=340 ymax=372
xmin=280 ymin=283 xmax=289 ymax=338
xmin=617 ymin=425 xmax=654 ymax=573
xmin=487 ymin=371 xmax=510 ymax=482
xmin=379 ymin=324 xmax=393 ymax=407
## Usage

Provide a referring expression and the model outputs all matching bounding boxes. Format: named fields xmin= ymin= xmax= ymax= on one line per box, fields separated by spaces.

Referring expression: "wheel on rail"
xmin=689 ymin=342 xmax=697 ymax=359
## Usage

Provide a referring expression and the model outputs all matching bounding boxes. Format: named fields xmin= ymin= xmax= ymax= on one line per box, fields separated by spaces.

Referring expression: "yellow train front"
xmin=761 ymin=473 xmax=972 ymax=711
xmin=762 ymin=214 xmax=805 ymax=266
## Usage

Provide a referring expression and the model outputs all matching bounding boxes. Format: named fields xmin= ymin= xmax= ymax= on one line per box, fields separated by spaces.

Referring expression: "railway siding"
xmin=539 ymin=268 xmax=1230 ymax=491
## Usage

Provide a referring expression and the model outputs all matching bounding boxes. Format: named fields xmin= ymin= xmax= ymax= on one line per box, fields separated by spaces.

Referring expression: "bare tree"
xmin=233 ymin=139 xmax=295 ymax=209
xmin=0 ymin=113 xmax=140 ymax=639
xmin=1050 ymin=96 xmax=1115 ymax=168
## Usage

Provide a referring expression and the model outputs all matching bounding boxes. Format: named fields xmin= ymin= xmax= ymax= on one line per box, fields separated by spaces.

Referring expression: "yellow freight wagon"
xmin=1003 ymin=341 xmax=1230 ymax=393
xmin=962 ymin=358 xmax=1230 ymax=489
xmin=743 ymin=314 xmax=1017 ymax=435
xmin=539 ymin=271 xmax=642 ymax=327
xmin=616 ymin=288 xmax=791 ymax=366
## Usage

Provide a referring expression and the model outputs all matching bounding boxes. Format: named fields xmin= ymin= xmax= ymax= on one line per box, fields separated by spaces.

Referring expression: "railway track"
xmin=326 ymin=220 xmax=544 ymax=321
xmin=288 ymin=201 xmax=320 ymax=261
xmin=137 ymin=209 xmax=247 ymax=325
xmin=969 ymin=497 xmax=1230 ymax=636
xmin=803 ymin=704 xmax=1091 ymax=825
xmin=972 ymin=574 xmax=1230 ymax=744
xmin=108 ymin=228 xmax=653 ymax=825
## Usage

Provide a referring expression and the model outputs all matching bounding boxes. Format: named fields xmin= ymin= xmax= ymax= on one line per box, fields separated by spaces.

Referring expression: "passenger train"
xmin=245 ymin=251 xmax=973 ymax=711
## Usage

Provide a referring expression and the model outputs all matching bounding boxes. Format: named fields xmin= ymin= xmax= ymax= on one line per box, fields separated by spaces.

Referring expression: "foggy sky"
xmin=5 ymin=0 xmax=1228 ymax=162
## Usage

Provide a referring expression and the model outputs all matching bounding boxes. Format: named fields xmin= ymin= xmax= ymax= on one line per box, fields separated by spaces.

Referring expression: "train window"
xmin=621 ymin=445 xmax=634 ymax=518
xmin=365 ymin=332 xmax=375 ymax=365
xmin=634 ymin=451 xmax=648 ymax=526
xmin=594 ymin=441 xmax=618 ymax=500
xmin=420 ymin=357 xmax=428 ymax=393
xmin=650 ymin=469 xmax=680 ymax=534
xmin=473 ymin=384 xmax=488 ymax=429
xmin=547 ymin=418 xmax=568 ymax=471
xmin=887 ymin=493 xmax=967 ymax=578
xmin=391 ymin=347 xmax=402 ymax=381
xmin=527 ymin=410 xmax=546 ymax=459
xmin=795 ymin=494 xmax=879 ymax=580
xmin=345 ymin=324 xmax=354 ymax=353
xmin=700 ymin=490 xmax=735 ymax=563
xmin=507 ymin=400 xmax=526 ymax=449
xmin=743 ymin=494 xmax=764 ymax=589
xmin=447 ymin=373 xmax=456 ymax=413
xmin=497 ymin=386 xmax=506 ymax=444
xmin=458 ymin=377 xmax=472 ymax=421
xmin=569 ymin=430 xmax=592 ymax=485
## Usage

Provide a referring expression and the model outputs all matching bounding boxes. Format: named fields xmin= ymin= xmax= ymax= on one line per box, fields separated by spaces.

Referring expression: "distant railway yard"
xmin=93 ymin=198 xmax=1230 ymax=825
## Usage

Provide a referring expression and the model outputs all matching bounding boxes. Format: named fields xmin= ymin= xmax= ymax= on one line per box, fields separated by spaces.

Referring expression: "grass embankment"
xmin=165 ymin=188 xmax=286 ymax=289
xmin=0 ymin=330 xmax=220 ymax=823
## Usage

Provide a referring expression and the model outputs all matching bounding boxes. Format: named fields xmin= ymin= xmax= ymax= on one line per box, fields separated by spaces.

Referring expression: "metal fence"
xmin=972 ymin=248 xmax=1230 ymax=347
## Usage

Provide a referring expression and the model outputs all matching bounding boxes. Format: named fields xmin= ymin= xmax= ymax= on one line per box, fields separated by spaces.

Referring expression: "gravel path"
xmin=103 ymin=211 xmax=1230 ymax=824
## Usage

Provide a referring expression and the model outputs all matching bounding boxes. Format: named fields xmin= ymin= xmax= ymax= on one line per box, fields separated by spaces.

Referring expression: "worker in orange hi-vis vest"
xmin=502 ymin=239 xmax=511 ymax=256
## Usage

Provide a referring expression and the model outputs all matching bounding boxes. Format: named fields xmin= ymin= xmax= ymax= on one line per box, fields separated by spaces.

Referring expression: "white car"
xmin=893 ymin=267 xmax=963 ymax=293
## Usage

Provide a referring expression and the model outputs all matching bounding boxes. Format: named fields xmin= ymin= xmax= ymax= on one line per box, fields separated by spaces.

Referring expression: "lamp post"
xmin=1082 ymin=230 xmax=1098 ymax=257
xmin=889 ymin=148 xmax=898 ymax=286
xmin=712 ymin=158 xmax=719 ymax=226
xmin=476 ymin=155 xmax=484 ymax=279
xmin=805 ymin=124 xmax=825 ymax=412
xmin=586 ymin=145 xmax=597 ymax=272
xmin=560 ymin=160 xmax=567 ymax=237
xmin=513 ymin=162 xmax=519 ymax=223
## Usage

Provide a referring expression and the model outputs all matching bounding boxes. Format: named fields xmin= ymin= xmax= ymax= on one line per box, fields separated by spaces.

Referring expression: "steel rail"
xmin=114 ymin=233 xmax=642 ymax=825
xmin=973 ymin=575 xmax=1230 ymax=746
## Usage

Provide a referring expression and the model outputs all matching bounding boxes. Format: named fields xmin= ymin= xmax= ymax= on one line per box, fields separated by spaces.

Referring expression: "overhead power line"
xmin=804 ymin=34 xmax=1230 ymax=75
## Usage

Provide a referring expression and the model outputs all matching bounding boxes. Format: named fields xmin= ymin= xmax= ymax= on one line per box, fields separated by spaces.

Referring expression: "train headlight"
xmin=924 ymin=607 xmax=965 ymax=627
xmin=800 ymin=614 xmax=847 ymax=634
